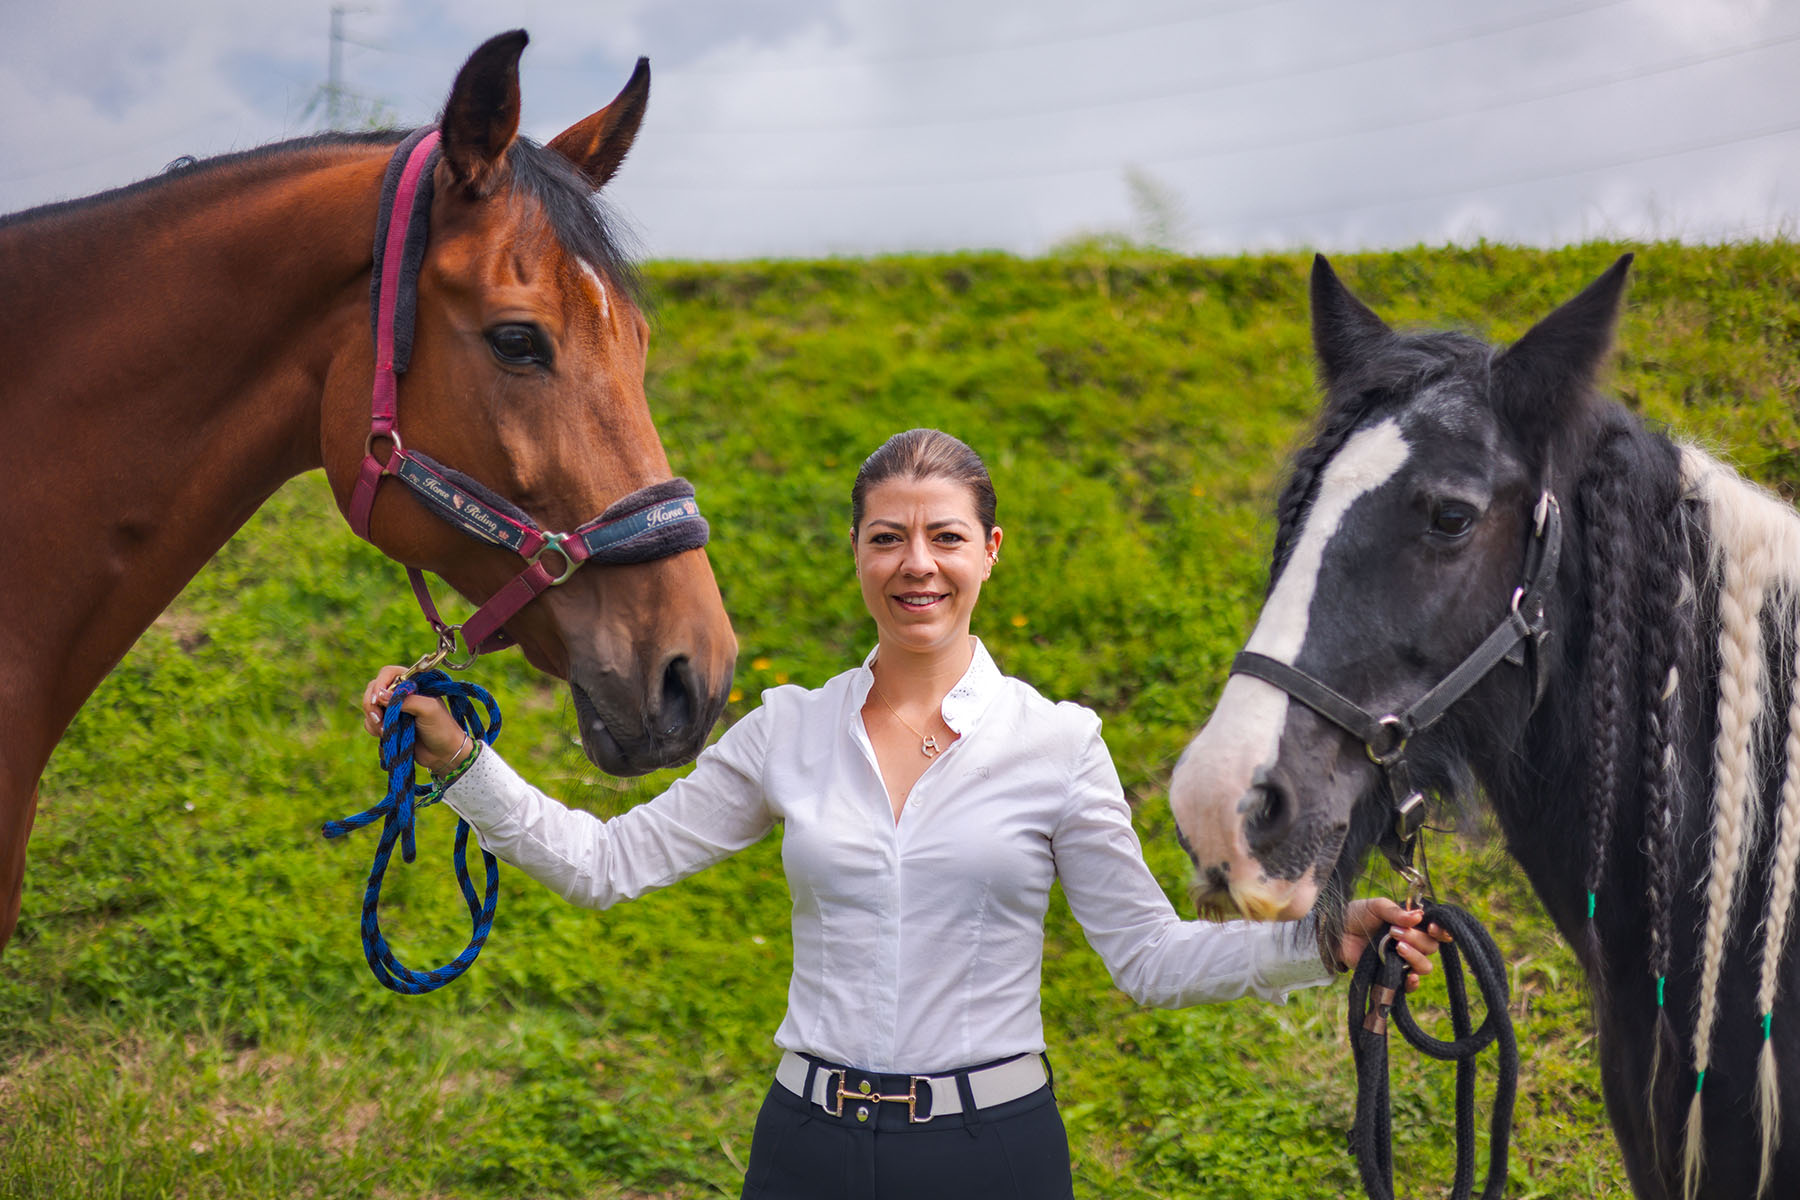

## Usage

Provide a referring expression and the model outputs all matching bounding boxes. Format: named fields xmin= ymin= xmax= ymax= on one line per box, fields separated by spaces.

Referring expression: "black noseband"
xmin=1229 ymin=492 xmax=1564 ymax=894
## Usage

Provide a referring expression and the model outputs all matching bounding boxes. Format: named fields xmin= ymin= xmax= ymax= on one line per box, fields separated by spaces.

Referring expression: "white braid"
xmin=1753 ymin=625 xmax=1800 ymax=1198
xmin=1683 ymin=447 xmax=1785 ymax=1200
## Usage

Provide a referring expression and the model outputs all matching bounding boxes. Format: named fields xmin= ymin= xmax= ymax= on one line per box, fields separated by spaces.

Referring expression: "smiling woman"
xmin=368 ymin=425 xmax=1444 ymax=1198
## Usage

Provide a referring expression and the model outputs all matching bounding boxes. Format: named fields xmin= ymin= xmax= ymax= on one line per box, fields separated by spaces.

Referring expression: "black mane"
xmin=0 ymin=131 xmax=405 ymax=232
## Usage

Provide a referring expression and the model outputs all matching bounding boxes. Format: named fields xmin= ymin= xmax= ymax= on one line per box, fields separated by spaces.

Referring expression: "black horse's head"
xmin=1170 ymin=253 xmax=1633 ymax=923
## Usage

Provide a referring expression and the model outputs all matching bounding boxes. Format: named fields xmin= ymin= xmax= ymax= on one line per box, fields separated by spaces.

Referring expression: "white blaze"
xmin=1170 ymin=418 xmax=1410 ymax=905
xmin=581 ymin=261 xmax=610 ymax=322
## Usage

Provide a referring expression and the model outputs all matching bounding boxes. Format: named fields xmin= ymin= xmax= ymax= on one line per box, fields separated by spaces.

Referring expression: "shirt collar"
xmin=856 ymin=637 xmax=1004 ymax=735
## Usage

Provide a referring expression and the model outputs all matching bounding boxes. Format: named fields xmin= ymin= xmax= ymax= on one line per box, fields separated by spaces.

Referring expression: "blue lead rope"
xmin=323 ymin=669 xmax=501 ymax=994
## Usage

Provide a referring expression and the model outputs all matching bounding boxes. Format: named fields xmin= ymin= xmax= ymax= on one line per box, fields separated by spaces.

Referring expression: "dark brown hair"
xmin=850 ymin=428 xmax=997 ymax=537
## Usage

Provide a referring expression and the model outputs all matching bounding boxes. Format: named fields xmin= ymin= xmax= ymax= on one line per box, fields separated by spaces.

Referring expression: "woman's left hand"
xmin=1339 ymin=897 xmax=1452 ymax=991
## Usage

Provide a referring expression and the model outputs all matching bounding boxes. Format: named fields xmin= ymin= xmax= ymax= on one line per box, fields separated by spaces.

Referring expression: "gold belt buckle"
xmin=824 ymin=1070 xmax=848 ymax=1118
xmin=831 ymin=1074 xmax=935 ymax=1123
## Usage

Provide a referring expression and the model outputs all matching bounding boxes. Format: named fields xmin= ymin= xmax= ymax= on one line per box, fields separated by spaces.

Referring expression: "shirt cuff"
xmin=438 ymin=743 xmax=527 ymax=832
xmin=1256 ymin=918 xmax=1340 ymax=1000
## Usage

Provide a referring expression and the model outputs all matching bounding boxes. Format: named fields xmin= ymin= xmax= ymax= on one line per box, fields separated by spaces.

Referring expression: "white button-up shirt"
xmin=443 ymin=640 xmax=1335 ymax=1074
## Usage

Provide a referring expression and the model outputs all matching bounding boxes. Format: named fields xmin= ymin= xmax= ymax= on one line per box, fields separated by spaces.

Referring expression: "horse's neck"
xmin=0 ymin=146 xmax=387 ymax=765
xmin=1484 ymin=440 xmax=1800 ymax=962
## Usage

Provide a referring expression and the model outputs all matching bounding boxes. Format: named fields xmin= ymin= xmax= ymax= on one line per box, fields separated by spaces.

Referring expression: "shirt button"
xmin=856 ymin=1106 xmax=870 ymax=1122
xmin=858 ymin=1080 xmax=872 ymax=1094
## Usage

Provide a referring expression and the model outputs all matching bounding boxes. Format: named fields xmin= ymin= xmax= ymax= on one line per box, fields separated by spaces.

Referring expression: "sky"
xmin=2 ymin=0 xmax=1795 ymax=259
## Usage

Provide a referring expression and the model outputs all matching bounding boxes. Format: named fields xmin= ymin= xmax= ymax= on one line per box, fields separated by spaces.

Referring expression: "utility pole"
xmin=320 ymin=4 xmax=372 ymax=130
xmin=326 ymin=4 xmax=347 ymax=129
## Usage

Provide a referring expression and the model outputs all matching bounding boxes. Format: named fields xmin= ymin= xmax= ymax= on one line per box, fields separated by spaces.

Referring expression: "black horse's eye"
xmin=1430 ymin=503 xmax=1476 ymax=538
xmin=487 ymin=324 xmax=548 ymax=367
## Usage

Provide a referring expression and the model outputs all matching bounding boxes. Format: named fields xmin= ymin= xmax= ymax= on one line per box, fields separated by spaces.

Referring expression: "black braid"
xmin=1578 ymin=434 xmax=1637 ymax=992
xmin=1640 ymin=495 xmax=1690 ymax=987
xmin=1639 ymin=474 xmax=1693 ymax=1126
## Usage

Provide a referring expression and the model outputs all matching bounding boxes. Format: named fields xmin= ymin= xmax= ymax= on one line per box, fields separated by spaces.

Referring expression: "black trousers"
xmin=739 ymin=1064 xmax=1074 ymax=1200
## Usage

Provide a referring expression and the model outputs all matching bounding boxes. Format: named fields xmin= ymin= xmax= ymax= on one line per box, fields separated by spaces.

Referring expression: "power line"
xmin=640 ymin=0 xmax=1626 ymax=136
xmin=342 ymin=0 xmax=1302 ymax=76
xmin=1141 ymin=26 xmax=1800 ymax=170
xmin=641 ymin=0 xmax=1302 ymax=77
xmin=620 ymin=26 xmax=1800 ymax=193
xmin=1218 ymin=117 xmax=1800 ymax=230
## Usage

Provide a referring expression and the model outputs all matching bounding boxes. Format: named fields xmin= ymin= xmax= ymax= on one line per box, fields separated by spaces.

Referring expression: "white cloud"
xmin=3 ymin=0 xmax=1797 ymax=256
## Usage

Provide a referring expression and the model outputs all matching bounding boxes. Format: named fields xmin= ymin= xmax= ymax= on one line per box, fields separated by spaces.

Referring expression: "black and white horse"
xmin=1170 ymin=255 xmax=1800 ymax=1200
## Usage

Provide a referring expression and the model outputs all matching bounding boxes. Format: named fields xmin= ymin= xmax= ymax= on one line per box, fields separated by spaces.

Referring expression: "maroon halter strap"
xmin=347 ymin=129 xmax=709 ymax=668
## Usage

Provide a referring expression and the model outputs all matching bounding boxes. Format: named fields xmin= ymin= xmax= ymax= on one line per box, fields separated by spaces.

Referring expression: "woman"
xmin=364 ymin=428 xmax=1444 ymax=1199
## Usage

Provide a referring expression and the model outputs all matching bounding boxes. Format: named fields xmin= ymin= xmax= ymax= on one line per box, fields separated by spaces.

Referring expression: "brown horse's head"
xmin=320 ymin=32 xmax=735 ymax=775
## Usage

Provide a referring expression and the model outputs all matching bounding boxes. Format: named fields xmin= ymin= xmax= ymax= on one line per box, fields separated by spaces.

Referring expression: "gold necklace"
xmin=872 ymin=681 xmax=944 ymax=758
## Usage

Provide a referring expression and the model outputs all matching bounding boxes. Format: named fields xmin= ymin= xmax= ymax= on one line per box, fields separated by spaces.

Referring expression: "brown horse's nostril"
xmin=1242 ymin=778 xmax=1297 ymax=854
xmin=658 ymin=655 xmax=697 ymax=740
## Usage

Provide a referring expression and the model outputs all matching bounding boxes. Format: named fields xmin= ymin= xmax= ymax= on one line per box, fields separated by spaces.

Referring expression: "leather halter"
xmin=1230 ymin=491 xmax=1564 ymax=889
xmin=346 ymin=128 xmax=710 ymax=670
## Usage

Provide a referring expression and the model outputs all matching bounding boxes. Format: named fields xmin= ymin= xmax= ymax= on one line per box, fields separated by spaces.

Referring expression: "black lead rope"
xmin=1347 ymin=901 xmax=1519 ymax=1200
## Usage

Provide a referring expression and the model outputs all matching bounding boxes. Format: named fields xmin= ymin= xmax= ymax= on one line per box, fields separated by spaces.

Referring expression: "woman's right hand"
xmin=361 ymin=665 xmax=472 ymax=775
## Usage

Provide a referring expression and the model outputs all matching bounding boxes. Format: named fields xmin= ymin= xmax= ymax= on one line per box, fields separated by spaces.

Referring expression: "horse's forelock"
xmin=503 ymin=137 xmax=647 ymax=315
xmin=1272 ymin=331 xmax=1492 ymax=589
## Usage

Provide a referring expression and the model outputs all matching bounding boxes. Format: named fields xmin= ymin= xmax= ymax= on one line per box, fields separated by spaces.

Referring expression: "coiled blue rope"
xmin=323 ymin=668 xmax=501 ymax=994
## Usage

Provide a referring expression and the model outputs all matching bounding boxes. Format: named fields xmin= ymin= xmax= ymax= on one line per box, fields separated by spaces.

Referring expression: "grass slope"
xmin=3 ymin=242 xmax=1796 ymax=1198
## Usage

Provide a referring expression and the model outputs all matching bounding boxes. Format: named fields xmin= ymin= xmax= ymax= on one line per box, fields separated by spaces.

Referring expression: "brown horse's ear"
xmin=1311 ymin=254 xmax=1394 ymax=392
xmin=547 ymin=57 xmax=650 ymax=192
xmin=440 ymin=30 xmax=528 ymax=197
xmin=1492 ymin=253 xmax=1633 ymax=446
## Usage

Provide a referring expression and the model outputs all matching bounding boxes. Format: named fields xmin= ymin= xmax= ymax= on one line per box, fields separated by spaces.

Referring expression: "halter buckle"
xmin=527 ymin=532 xmax=581 ymax=586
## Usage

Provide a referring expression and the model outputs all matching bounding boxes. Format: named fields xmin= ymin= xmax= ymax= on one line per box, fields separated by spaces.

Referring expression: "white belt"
xmin=775 ymin=1050 xmax=1048 ymax=1124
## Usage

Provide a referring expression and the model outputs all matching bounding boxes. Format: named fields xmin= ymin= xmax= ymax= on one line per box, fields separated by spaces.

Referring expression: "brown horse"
xmin=0 ymin=31 xmax=737 ymax=954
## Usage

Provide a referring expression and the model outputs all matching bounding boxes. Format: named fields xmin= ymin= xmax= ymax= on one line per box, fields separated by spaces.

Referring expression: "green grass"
xmin=4 ymin=241 xmax=1797 ymax=1197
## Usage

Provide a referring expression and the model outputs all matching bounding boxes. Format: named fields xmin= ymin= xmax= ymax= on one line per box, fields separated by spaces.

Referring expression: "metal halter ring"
xmin=364 ymin=427 xmax=404 ymax=469
xmin=527 ymin=532 xmax=581 ymax=586
xmin=1365 ymin=715 xmax=1410 ymax=766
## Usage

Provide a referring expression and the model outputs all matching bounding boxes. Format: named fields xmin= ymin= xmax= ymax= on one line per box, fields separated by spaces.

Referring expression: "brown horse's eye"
xmin=487 ymin=324 xmax=548 ymax=367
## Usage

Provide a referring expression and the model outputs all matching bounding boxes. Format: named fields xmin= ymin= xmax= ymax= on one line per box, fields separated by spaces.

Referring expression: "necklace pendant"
xmin=921 ymin=735 xmax=941 ymax=758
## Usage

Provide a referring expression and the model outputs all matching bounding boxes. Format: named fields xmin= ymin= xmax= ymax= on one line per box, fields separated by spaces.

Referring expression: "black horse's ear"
xmin=1492 ymin=254 xmax=1632 ymax=445
xmin=1311 ymin=254 xmax=1394 ymax=391
xmin=440 ymin=30 xmax=528 ymax=197
xmin=548 ymin=57 xmax=650 ymax=192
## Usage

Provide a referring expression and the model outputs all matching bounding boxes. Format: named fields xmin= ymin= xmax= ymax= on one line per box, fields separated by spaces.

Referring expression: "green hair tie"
xmin=1695 ymin=1070 xmax=1707 ymax=1094
xmin=1765 ymin=1013 xmax=1774 ymax=1041
xmin=1656 ymin=976 xmax=1666 ymax=1008
xmin=1586 ymin=891 xmax=1597 ymax=920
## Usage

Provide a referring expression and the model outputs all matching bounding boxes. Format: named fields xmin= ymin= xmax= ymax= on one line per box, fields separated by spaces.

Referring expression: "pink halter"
xmin=347 ymin=128 xmax=709 ymax=670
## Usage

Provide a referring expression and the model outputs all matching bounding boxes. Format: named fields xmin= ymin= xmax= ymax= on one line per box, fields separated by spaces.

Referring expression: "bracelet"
xmin=422 ymin=739 xmax=482 ymax=806
xmin=429 ymin=731 xmax=473 ymax=782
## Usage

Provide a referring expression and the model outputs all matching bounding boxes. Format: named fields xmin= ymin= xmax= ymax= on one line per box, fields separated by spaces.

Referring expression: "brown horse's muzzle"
xmin=550 ymin=552 xmax=736 ymax=776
